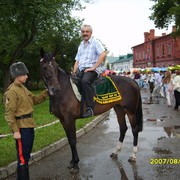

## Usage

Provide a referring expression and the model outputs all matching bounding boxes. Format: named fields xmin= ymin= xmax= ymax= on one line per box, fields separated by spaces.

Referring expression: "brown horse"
xmin=40 ymin=49 xmax=143 ymax=173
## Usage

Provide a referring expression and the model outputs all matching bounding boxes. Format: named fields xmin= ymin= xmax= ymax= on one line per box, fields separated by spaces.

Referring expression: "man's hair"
xmin=81 ymin=25 xmax=93 ymax=32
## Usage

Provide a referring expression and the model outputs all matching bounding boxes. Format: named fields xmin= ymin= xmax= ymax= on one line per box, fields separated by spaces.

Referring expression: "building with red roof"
xmin=132 ymin=26 xmax=180 ymax=68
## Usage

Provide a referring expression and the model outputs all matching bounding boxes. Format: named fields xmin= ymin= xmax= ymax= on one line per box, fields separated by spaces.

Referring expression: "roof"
xmin=106 ymin=56 xmax=119 ymax=64
xmin=112 ymin=54 xmax=133 ymax=64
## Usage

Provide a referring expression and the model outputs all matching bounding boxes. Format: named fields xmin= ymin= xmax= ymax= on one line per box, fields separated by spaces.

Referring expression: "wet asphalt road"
xmin=7 ymin=89 xmax=180 ymax=180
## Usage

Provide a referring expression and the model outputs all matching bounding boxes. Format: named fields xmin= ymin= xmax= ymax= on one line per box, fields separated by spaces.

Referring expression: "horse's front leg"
xmin=62 ymin=119 xmax=79 ymax=173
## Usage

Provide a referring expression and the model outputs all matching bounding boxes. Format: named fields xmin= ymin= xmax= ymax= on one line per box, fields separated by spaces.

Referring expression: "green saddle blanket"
xmin=93 ymin=76 xmax=121 ymax=104
xmin=70 ymin=75 xmax=122 ymax=104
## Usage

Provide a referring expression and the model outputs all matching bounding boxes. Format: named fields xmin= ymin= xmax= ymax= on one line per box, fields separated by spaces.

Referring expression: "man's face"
xmin=81 ymin=27 xmax=92 ymax=41
xmin=16 ymin=75 xmax=28 ymax=84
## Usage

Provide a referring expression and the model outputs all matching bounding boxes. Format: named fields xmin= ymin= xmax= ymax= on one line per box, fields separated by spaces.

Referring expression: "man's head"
xmin=10 ymin=62 xmax=29 ymax=79
xmin=81 ymin=25 xmax=93 ymax=41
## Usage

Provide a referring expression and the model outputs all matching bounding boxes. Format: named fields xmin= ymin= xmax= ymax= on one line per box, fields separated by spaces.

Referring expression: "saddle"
xmin=71 ymin=75 xmax=121 ymax=104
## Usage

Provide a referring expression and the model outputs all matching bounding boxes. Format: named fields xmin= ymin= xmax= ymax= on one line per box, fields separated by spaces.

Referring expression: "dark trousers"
xmin=77 ymin=70 xmax=98 ymax=109
xmin=174 ymin=90 xmax=180 ymax=109
xmin=16 ymin=128 xmax=34 ymax=167
xmin=149 ymin=82 xmax=154 ymax=94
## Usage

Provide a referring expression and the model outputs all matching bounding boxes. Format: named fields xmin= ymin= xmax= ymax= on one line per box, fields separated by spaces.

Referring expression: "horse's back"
xmin=110 ymin=75 xmax=140 ymax=109
xmin=111 ymin=75 xmax=139 ymax=93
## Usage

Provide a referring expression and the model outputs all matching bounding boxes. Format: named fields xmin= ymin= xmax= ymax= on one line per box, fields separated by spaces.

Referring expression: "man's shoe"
xmin=82 ymin=107 xmax=94 ymax=118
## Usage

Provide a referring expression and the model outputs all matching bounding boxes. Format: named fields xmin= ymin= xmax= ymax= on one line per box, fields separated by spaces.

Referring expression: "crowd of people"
xmin=104 ymin=69 xmax=180 ymax=110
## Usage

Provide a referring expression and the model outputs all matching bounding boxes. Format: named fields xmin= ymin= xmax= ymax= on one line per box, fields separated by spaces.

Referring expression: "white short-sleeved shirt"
xmin=75 ymin=37 xmax=105 ymax=72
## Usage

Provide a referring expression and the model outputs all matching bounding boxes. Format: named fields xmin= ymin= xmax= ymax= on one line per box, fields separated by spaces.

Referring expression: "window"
xmin=162 ymin=44 xmax=165 ymax=56
xmin=136 ymin=52 xmax=138 ymax=61
xmin=146 ymin=48 xmax=150 ymax=60
xmin=139 ymin=52 xmax=141 ymax=60
xmin=143 ymin=51 xmax=145 ymax=59
xmin=168 ymin=43 xmax=172 ymax=55
xmin=156 ymin=46 xmax=160 ymax=57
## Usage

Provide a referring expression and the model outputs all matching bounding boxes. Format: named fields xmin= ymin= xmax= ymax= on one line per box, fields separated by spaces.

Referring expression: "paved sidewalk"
xmin=0 ymin=112 xmax=109 ymax=179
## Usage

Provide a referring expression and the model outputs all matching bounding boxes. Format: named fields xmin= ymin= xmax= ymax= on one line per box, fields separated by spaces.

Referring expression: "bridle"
xmin=40 ymin=57 xmax=59 ymax=88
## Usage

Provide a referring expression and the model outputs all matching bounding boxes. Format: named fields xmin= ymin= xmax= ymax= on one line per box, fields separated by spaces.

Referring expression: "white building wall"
xmin=112 ymin=59 xmax=133 ymax=72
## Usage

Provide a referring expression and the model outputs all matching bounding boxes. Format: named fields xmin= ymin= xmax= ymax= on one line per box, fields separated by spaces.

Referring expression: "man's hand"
xmin=14 ymin=131 xmax=21 ymax=139
xmin=84 ymin=67 xmax=95 ymax=72
xmin=71 ymin=70 xmax=76 ymax=75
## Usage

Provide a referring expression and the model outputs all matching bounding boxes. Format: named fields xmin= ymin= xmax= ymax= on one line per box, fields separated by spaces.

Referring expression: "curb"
xmin=0 ymin=111 xmax=110 ymax=179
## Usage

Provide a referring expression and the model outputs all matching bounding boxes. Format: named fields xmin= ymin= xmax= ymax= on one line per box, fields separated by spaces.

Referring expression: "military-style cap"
xmin=10 ymin=62 xmax=29 ymax=79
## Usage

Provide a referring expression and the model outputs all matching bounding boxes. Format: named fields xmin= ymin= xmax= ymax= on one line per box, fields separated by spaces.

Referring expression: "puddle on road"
xmin=142 ymin=96 xmax=166 ymax=105
xmin=102 ymin=111 xmax=180 ymax=141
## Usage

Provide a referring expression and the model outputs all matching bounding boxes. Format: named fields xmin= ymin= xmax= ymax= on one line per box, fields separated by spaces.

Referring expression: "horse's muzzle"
xmin=48 ymin=85 xmax=61 ymax=96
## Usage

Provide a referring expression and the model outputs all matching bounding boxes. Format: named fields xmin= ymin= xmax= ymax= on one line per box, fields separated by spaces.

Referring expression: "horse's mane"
xmin=58 ymin=66 xmax=71 ymax=76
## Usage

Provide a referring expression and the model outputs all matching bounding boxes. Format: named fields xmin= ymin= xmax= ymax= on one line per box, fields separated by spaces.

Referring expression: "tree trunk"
xmin=3 ymin=70 xmax=11 ymax=93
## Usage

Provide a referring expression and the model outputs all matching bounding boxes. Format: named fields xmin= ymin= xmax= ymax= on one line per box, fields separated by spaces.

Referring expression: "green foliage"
xmin=149 ymin=0 xmax=180 ymax=37
xmin=0 ymin=0 xmax=85 ymax=92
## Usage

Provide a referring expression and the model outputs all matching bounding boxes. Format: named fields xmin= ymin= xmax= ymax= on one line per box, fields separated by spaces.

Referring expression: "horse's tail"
xmin=136 ymin=93 xmax=143 ymax=132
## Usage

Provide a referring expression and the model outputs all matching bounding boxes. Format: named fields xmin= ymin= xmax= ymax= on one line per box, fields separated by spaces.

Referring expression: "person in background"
xmin=140 ymin=72 xmax=147 ymax=89
xmin=160 ymin=71 xmax=166 ymax=97
xmin=133 ymin=70 xmax=141 ymax=87
xmin=171 ymin=70 xmax=176 ymax=80
xmin=172 ymin=70 xmax=180 ymax=110
xmin=4 ymin=62 xmax=48 ymax=180
xmin=125 ymin=71 xmax=131 ymax=78
xmin=162 ymin=71 xmax=173 ymax=107
xmin=72 ymin=24 xmax=106 ymax=118
xmin=148 ymin=71 xmax=155 ymax=95
xmin=152 ymin=71 xmax=163 ymax=96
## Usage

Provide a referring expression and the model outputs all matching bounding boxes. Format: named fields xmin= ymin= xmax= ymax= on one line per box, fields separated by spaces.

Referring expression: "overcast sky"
xmin=72 ymin=0 xmax=174 ymax=56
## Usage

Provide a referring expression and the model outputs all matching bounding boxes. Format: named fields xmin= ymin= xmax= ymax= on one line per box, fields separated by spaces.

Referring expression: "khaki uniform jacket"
xmin=4 ymin=82 xmax=48 ymax=133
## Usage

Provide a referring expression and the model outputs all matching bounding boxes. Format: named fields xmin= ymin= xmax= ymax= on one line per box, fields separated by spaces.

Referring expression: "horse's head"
xmin=40 ymin=48 xmax=61 ymax=96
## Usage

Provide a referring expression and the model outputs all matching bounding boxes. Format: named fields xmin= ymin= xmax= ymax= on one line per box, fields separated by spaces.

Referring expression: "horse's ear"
xmin=40 ymin=48 xmax=44 ymax=58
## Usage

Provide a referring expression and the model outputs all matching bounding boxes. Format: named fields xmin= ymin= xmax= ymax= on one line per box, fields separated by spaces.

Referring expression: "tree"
xmin=106 ymin=63 xmax=110 ymax=70
xmin=18 ymin=27 xmax=82 ymax=90
xmin=0 ymin=0 xmax=86 ymax=92
xmin=149 ymin=0 xmax=180 ymax=37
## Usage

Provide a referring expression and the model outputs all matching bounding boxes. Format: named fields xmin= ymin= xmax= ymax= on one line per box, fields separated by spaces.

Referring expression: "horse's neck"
xmin=58 ymin=67 xmax=69 ymax=89
xmin=57 ymin=68 xmax=75 ymax=98
xmin=50 ymin=68 xmax=80 ymax=118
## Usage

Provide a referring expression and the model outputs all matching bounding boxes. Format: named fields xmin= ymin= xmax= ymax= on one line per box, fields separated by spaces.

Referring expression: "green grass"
xmin=0 ymin=91 xmax=95 ymax=167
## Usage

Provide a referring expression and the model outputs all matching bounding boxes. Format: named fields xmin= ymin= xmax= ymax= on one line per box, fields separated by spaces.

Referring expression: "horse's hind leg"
xmin=127 ymin=113 xmax=139 ymax=162
xmin=110 ymin=105 xmax=127 ymax=158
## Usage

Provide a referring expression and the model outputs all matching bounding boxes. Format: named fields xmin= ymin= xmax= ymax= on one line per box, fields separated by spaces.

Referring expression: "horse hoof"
xmin=67 ymin=163 xmax=74 ymax=169
xmin=128 ymin=156 xmax=136 ymax=162
xmin=70 ymin=167 xmax=79 ymax=173
xmin=110 ymin=153 xmax=118 ymax=159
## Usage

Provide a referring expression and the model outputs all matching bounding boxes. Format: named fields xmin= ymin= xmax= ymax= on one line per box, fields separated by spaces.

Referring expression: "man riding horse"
xmin=72 ymin=24 xmax=107 ymax=118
